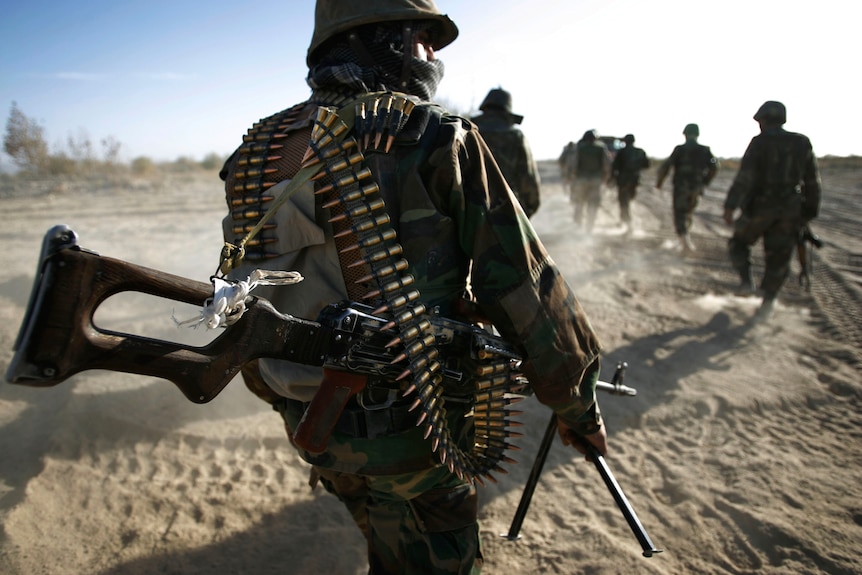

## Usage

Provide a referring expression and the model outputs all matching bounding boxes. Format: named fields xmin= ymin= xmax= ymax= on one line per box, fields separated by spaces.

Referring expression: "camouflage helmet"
xmin=753 ymin=100 xmax=786 ymax=125
xmin=307 ymin=0 xmax=459 ymax=66
xmin=683 ymin=123 xmax=700 ymax=137
xmin=623 ymin=134 xmax=635 ymax=144
xmin=582 ymin=129 xmax=598 ymax=141
xmin=479 ymin=87 xmax=523 ymax=124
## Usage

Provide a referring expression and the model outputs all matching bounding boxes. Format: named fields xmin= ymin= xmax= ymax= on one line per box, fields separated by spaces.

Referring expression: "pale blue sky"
xmin=1 ymin=0 xmax=857 ymax=169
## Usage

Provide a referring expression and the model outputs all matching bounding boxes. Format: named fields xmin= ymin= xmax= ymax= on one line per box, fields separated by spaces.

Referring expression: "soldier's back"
xmin=576 ymin=142 xmax=607 ymax=178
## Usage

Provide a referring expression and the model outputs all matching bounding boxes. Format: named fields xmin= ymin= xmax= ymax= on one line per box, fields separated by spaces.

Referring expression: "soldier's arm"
xmin=801 ymin=139 xmax=822 ymax=221
xmin=655 ymin=155 xmax=672 ymax=188
xmin=444 ymin=123 xmax=603 ymax=438
xmin=724 ymin=138 xmax=759 ymax=218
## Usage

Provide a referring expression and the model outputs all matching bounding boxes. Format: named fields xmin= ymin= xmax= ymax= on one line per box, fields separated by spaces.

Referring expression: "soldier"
xmin=723 ymin=101 xmax=821 ymax=318
xmin=471 ymin=87 xmax=541 ymax=217
xmin=219 ymin=1 xmax=606 ymax=573
xmin=656 ymin=123 xmax=719 ymax=254
xmin=611 ymin=134 xmax=650 ymax=231
xmin=559 ymin=140 xmax=578 ymax=206
xmin=571 ymin=129 xmax=611 ymax=232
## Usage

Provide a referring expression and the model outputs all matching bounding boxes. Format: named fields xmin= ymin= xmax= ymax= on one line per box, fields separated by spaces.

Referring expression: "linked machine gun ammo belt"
xmin=228 ymin=94 xmax=528 ymax=484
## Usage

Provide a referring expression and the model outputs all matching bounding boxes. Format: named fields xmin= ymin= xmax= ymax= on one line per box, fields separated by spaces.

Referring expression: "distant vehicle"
xmin=599 ymin=136 xmax=624 ymax=158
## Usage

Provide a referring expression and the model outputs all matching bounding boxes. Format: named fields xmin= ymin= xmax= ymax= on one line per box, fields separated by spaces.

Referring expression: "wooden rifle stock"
xmin=6 ymin=225 xmax=326 ymax=403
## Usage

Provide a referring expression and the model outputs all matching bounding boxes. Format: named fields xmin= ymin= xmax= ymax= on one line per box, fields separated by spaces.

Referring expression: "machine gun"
xmin=5 ymin=225 xmax=524 ymax=456
xmin=7 ymin=225 xmax=659 ymax=556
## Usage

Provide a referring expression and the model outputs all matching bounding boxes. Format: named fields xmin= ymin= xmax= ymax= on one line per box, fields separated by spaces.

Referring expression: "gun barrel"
xmin=596 ymin=380 xmax=637 ymax=396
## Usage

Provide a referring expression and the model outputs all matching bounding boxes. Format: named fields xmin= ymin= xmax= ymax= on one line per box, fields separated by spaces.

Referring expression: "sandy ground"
xmin=0 ymin=161 xmax=860 ymax=575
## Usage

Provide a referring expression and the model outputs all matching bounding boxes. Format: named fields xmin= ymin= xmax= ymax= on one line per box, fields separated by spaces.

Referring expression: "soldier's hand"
xmin=723 ymin=208 xmax=735 ymax=226
xmin=558 ymin=419 xmax=608 ymax=459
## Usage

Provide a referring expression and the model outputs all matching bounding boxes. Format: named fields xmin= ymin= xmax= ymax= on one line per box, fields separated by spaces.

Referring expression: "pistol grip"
xmin=292 ymin=369 xmax=367 ymax=454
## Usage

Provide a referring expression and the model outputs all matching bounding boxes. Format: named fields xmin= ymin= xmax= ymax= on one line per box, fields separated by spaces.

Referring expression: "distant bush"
xmin=200 ymin=152 xmax=224 ymax=171
xmin=819 ymin=155 xmax=862 ymax=169
xmin=131 ymin=156 xmax=157 ymax=176
xmin=3 ymin=101 xmax=49 ymax=172
xmin=44 ymin=153 xmax=79 ymax=176
xmin=168 ymin=156 xmax=199 ymax=172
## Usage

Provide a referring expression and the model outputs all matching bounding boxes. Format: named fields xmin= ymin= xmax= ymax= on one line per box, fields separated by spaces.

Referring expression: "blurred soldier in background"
xmin=472 ymin=87 xmax=541 ymax=217
xmin=723 ymin=101 xmax=821 ymax=318
xmin=570 ymin=129 xmax=611 ymax=232
xmin=610 ymin=134 xmax=650 ymax=232
xmin=559 ymin=140 xmax=577 ymax=209
xmin=656 ymin=123 xmax=718 ymax=254
xmin=219 ymin=1 xmax=606 ymax=573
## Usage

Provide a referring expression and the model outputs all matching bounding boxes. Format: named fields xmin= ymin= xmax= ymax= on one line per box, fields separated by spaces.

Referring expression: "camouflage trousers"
xmin=572 ymin=178 xmax=603 ymax=231
xmin=671 ymin=183 xmax=704 ymax=235
xmin=616 ymin=181 xmax=638 ymax=224
xmin=314 ymin=465 xmax=483 ymax=574
xmin=728 ymin=205 xmax=804 ymax=298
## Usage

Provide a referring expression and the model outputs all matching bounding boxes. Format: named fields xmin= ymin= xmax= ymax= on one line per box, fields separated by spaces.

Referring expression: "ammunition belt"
xmin=297 ymin=93 xmax=523 ymax=484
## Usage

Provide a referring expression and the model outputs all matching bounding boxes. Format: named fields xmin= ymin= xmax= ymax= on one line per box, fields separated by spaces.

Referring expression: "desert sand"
xmin=1 ymin=160 xmax=860 ymax=575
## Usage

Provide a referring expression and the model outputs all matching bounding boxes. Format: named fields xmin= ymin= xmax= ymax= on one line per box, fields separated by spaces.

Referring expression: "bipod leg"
xmin=502 ymin=414 xmax=558 ymax=540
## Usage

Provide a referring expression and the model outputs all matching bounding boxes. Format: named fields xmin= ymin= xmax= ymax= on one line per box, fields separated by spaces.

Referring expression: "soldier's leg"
xmin=618 ymin=183 xmax=633 ymax=224
xmin=367 ymin=467 xmax=482 ymax=575
xmin=314 ymin=466 xmax=370 ymax=538
xmin=761 ymin=214 xmax=803 ymax=299
xmin=585 ymin=181 xmax=601 ymax=232
xmin=671 ymin=186 xmax=690 ymax=236
xmin=728 ymin=211 xmax=772 ymax=291
xmin=573 ymin=181 xmax=586 ymax=226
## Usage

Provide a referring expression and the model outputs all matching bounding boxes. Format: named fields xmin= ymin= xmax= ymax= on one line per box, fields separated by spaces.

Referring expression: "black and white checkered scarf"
xmin=307 ymin=22 xmax=444 ymax=103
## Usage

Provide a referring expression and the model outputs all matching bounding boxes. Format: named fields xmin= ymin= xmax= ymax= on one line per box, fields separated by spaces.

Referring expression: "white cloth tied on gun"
xmin=174 ymin=269 xmax=303 ymax=330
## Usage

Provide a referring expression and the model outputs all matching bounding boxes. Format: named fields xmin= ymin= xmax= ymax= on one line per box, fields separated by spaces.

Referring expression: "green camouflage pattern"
xmin=314 ymin=464 xmax=482 ymax=574
xmin=656 ymin=140 xmax=718 ymax=190
xmin=724 ymin=126 xmax=821 ymax=297
xmin=222 ymin=95 xmax=602 ymax=468
xmin=568 ymin=139 xmax=610 ymax=231
xmin=612 ymin=144 xmax=650 ymax=224
xmin=612 ymin=144 xmax=650 ymax=187
xmin=471 ymin=111 xmax=541 ymax=217
xmin=573 ymin=139 xmax=610 ymax=179
xmin=656 ymin=141 xmax=719 ymax=235
xmin=670 ymin=181 xmax=704 ymax=235
xmin=572 ymin=178 xmax=603 ymax=231
xmin=724 ymin=127 xmax=820 ymax=217
xmin=221 ymin=91 xmax=602 ymax=572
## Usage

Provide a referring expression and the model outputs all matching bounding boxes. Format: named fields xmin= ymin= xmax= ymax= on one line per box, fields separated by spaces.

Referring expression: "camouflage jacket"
xmin=724 ymin=127 xmax=821 ymax=220
xmin=221 ymin=92 xmax=601 ymax=473
xmin=657 ymin=141 xmax=718 ymax=189
xmin=471 ymin=111 xmax=541 ymax=217
xmin=611 ymin=145 xmax=650 ymax=186
xmin=574 ymin=140 xmax=610 ymax=180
